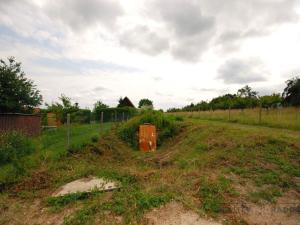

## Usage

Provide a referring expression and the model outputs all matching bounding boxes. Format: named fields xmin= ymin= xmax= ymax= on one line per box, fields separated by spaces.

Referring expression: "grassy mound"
xmin=118 ymin=110 xmax=182 ymax=149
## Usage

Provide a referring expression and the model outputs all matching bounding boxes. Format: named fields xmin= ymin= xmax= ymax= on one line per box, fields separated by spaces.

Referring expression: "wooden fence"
xmin=0 ymin=113 xmax=41 ymax=136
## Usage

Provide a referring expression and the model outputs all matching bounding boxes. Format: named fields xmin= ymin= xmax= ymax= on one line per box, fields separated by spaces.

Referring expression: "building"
xmin=118 ymin=97 xmax=135 ymax=108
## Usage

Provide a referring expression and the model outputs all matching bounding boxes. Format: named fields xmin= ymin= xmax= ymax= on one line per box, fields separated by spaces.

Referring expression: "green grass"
xmin=1 ymin=116 xmax=300 ymax=224
xmin=249 ymin=188 xmax=282 ymax=203
xmin=199 ymin=176 xmax=237 ymax=214
xmin=0 ymin=123 xmax=112 ymax=189
xmin=37 ymin=123 xmax=112 ymax=160
xmin=169 ymin=107 xmax=300 ymax=130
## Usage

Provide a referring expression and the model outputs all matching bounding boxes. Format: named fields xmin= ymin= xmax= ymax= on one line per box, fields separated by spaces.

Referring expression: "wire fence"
xmin=169 ymin=107 xmax=300 ymax=131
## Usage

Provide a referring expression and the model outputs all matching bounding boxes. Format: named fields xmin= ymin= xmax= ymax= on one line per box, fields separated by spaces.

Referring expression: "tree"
xmin=282 ymin=77 xmax=300 ymax=106
xmin=45 ymin=94 xmax=85 ymax=123
xmin=92 ymin=100 xmax=108 ymax=121
xmin=138 ymin=98 xmax=153 ymax=108
xmin=260 ymin=94 xmax=282 ymax=108
xmin=93 ymin=100 xmax=108 ymax=110
xmin=0 ymin=57 xmax=42 ymax=113
xmin=237 ymin=85 xmax=258 ymax=98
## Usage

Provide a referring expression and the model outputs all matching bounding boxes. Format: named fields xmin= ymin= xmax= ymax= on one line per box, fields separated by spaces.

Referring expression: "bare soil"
xmin=144 ymin=201 xmax=221 ymax=225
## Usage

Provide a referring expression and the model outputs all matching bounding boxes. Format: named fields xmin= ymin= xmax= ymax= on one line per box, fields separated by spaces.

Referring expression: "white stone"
xmin=52 ymin=176 xmax=119 ymax=197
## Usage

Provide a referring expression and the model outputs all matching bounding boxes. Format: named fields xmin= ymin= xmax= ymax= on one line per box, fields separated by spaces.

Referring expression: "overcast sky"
xmin=1 ymin=0 xmax=300 ymax=110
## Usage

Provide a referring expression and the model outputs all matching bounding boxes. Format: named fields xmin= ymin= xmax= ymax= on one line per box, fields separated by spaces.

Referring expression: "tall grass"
xmin=0 ymin=123 xmax=112 ymax=188
xmin=118 ymin=111 xmax=182 ymax=148
xmin=37 ymin=123 xmax=112 ymax=160
xmin=169 ymin=107 xmax=300 ymax=130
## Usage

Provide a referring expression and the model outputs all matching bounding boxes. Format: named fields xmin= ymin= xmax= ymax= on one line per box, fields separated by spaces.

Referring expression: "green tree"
xmin=0 ymin=57 xmax=42 ymax=113
xmin=92 ymin=100 xmax=108 ymax=121
xmin=93 ymin=100 xmax=108 ymax=110
xmin=138 ymin=98 xmax=153 ymax=108
xmin=282 ymin=77 xmax=300 ymax=106
xmin=237 ymin=85 xmax=258 ymax=98
xmin=45 ymin=94 xmax=88 ymax=123
xmin=260 ymin=94 xmax=282 ymax=108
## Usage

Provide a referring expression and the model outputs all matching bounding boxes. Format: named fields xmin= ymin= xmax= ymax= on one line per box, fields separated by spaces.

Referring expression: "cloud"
xmin=217 ymin=58 xmax=267 ymax=84
xmin=46 ymin=0 xmax=123 ymax=31
xmin=33 ymin=57 xmax=140 ymax=74
xmin=93 ymin=86 xmax=108 ymax=92
xmin=119 ymin=25 xmax=169 ymax=56
xmin=211 ymin=0 xmax=300 ymax=53
xmin=148 ymin=0 xmax=215 ymax=61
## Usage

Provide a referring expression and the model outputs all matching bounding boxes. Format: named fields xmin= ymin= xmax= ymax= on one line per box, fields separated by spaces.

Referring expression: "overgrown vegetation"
xmin=0 ymin=123 xmax=112 ymax=190
xmin=0 ymin=131 xmax=35 ymax=187
xmin=118 ymin=110 xmax=182 ymax=148
xmin=199 ymin=176 xmax=236 ymax=214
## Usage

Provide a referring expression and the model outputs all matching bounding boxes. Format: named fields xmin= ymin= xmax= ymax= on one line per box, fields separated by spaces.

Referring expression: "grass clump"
xmin=0 ymin=131 xmax=35 ymax=166
xmin=118 ymin=110 xmax=182 ymax=148
xmin=199 ymin=176 xmax=236 ymax=214
xmin=0 ymin=131 xmax=35 ymax=188
xmin=249 ymin=187 xmax=282 ymax=203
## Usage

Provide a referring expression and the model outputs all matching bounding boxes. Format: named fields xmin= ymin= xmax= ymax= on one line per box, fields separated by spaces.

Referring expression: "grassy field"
xmin=0 ymin=123 xmax=112 ymax=189
xmin=169 ymin=107 xmax=300 ymax=130
xmin=0 ymin=119 xmax=300 ymax=225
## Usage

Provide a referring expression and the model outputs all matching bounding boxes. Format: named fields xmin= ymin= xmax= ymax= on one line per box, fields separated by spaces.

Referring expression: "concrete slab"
xmin=52 ymin=176 xmax=119 ymax=197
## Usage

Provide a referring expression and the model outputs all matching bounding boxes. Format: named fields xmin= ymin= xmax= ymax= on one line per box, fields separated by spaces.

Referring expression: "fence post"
xmin=100 ymin=111 xmax=104 ymax=123
xmin=259 ymin=105 xmax=262 ymax=124
xmin=122 ymin=112 xmax=125 ymax=121
xmin=67 ymin=113 xmax=70 ymax=149
xmin=115 ymin=110 xmax=117 ymax=122
xmin=228 ymin=106 xmax=231 ymax=121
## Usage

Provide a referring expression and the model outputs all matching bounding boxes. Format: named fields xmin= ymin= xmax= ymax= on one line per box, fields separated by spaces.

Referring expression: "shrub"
xmin=118 ymin=110 xmax=181 ymax=148
xmin=0 ymin=131 xmax=35 ymax=188
xmin=0 ymin=131 xmax=35 ymax=166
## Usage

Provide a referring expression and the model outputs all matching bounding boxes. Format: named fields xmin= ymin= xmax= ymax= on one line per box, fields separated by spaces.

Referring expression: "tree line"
xmin=1 ymin=57 xmax=299 ymax=117
xmin=167 ymin=80 xmax=300 ymax=112
xmin=0 ymin=57 xmax=155 ymax=124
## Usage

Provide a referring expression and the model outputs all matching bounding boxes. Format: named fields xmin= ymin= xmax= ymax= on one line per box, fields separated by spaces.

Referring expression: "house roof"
xmin=120 ymin=97 xmax=135 ymax=108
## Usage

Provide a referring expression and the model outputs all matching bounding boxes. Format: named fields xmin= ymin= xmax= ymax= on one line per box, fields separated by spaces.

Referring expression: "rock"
xmin=52 ymin=176 xmax=119 ymax=197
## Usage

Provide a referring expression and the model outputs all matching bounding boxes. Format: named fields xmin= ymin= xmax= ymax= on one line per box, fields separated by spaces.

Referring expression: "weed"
xmin=91 ymin=136 xmax=98 ymax=143
xmin=102 ymin=188 xmax=173 ymax=223
xmin=46 ymin=192 xmax=93 ymax=210
xmin=195 ymin=143 xmax=208 ymax=152
xmin=64 ymin=206 xmax=97 ymax=225
xmin=249 ymin=187 xmax=282 ymax=203
xmin=0 ymin=131 xmax=34 ymax=165
xmin=199 ymin=176 xmax=235 ymax=214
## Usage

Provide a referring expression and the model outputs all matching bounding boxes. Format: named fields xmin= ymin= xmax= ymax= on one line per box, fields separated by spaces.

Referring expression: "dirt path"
xmin=144 ymin=202 xmax=221 ymax=225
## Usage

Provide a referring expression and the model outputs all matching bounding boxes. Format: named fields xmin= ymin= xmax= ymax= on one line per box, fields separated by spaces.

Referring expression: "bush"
xmin=0 ymin=131 xmax=35 ymax=166
xmin=118 ymin=111 xmax=181 ymax=148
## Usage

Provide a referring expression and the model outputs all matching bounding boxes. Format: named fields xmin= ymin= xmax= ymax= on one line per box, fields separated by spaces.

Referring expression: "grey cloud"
xmin=119 ymin=25 xmax=169 ymax=56
xmin=212 ymin=0 xmax=299 ymax=53
xmin=46 ymin=0 xmax=123 ymax=31
xmin=149 ymin=0 xmax=215 ymax=61
xmin=217 ymin=58 xmax=267 ymax=84
xmin=93 ymin=86 xmax=107 ymax=92
xmin=152 ymin=0 xmax=215 ymax=38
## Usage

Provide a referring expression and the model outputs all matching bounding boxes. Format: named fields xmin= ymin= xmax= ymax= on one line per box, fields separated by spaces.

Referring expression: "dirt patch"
xmin=0 ymin=198 xmax=76 ymax=225
xmin=143 ymin=201 xmax=221 ymax=225
xmin=232 ymin=190 xmax=300 ymax=225
xmin=11 ymin=169 xmax=52 ymax=194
